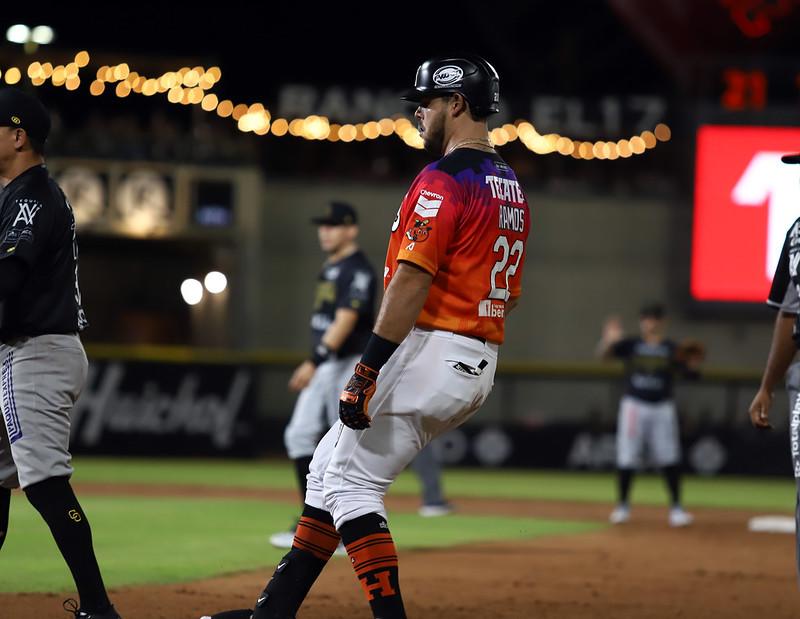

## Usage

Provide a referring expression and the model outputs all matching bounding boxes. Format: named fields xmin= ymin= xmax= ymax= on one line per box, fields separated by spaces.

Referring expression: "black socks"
xmin=24 ymin=476 xmax=111 ymax=613
xmin=340 ymin=513 xmax=406 ymax=619
xmin=0 ymin=486 xmax=9 ymax=551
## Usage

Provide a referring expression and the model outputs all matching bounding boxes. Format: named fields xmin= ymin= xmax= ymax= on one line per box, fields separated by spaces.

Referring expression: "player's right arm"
xmin=749 ymin=312 xmax=797 ymax=429
xmin=751 ymin=227 xmax=800 ymax=428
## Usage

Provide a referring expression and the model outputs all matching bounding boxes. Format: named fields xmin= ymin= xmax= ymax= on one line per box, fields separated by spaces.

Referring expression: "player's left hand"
xmin=748 ymin=388 xmax=773 ymax=430
xmin=289 ymin=360 xmax=316 ymax=392
xmin=339 ymin=363 xmax=379 ymax=429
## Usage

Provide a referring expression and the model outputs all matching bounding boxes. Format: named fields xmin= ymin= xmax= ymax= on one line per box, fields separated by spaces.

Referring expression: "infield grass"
xmin=1 ymin=458 xmax=795 ymax=593
xmin=71 ymin=457 xmax=797 ymax=511
xmin=1 ymin=493 xmax=600 ymax=592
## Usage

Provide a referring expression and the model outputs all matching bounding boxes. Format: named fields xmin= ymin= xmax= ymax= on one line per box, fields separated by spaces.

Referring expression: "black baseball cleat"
xmin=63 ymin=598 xmax=122 ymax=618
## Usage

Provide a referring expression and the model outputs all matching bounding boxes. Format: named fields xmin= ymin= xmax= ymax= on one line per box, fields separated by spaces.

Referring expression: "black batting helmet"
xmin=401 ymin=55 xmax=500 ymax=116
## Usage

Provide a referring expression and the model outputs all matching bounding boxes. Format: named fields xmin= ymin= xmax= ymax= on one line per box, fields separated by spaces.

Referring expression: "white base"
xmin=748 ymin=515 xmax=796 ymax=534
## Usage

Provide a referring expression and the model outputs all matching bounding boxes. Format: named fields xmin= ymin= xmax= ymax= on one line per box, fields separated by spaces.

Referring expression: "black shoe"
xmin=63 ymin=598 xmax=122 ymax=619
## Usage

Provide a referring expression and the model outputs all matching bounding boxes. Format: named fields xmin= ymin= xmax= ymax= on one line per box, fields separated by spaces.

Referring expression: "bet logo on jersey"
xmin=405 ymin=218 xmax=432 ymax=243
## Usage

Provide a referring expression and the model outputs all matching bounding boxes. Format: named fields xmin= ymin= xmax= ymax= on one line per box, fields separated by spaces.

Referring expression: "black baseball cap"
xmin=782 ymin=153 xmax=800 ymax=164
xmin=310 ymin=201 xmax=358 ymax=226
xmin=0 ymin=88 xmax=51 ymax=143
xmin=639 ymin=302 xmax=666 ymax=319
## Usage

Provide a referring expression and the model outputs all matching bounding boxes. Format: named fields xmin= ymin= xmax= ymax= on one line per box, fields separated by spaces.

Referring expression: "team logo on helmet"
xmin=432 ymin=65 xmax=463 ymax=87
xmin=406 ymin=218 xmax=432 ymax=242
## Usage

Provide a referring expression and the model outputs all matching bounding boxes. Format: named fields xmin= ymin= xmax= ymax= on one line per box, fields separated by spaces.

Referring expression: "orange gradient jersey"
xmin=385 ymin=148 xmax=530 ymax=344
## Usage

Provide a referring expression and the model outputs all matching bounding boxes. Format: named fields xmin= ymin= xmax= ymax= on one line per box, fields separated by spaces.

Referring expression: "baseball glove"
xmin=676 ymin=339 xmax=706 ymax=364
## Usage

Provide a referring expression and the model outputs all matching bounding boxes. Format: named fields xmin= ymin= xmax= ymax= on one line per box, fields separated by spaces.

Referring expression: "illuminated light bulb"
xmin=237 ymin=114 xmax=254 ymax=132
xmin=201 ymin=93 xmax=218 ymax=111
xmin=27 ymin=62 xmax=42 ymax=79
xmin=402 ymin=131 xmax=424 ymax=149
xmin=180 ymin=279 xmax=203 ymax=306
xmin=305 ymin=116 xmax=330 ymax=140
xmin=96 ymin=66 xmax=108 ymax=80
xmin=232 ymin=104 xmax=248 ymax=121
xmin=556 ymin=137 xmax=574 ymax=155
xmin=31 ymin=76 xmax=45 ymax=86
xmin=216 ymin=100 xmax=234 ymax=117
xmin=192 ymin=65 xmax=205 ymax=76
xmin=89 ymin=80 xmax=105 ymax=96
xmin=378 ymin=118 xmax=395 ymax=136
xmin=115 ymin=82 xmax=131 ymax=97
xmin=363 ymin=121 xmax=380 ymax=139
xmin=74 ymin=51 xmax=90 ymax=68
xmin=516 ymin=122 xmax=536 ymax=140
xmin=641 ymin=130 xmax=657 ymax=149
xmin=114 ymin=63 xmax=130 ymax=81
xmin=503 ymin=123 xmax=519 ymax=142
xmin=354 ymin=124 xmax=367 ymax=142
xmin=65 ymin=62 xmax=79 ymax=78
xmin=126 ymin=71 xmax=139 ymax=84
xmin=6 ymin=25 xmax=30 ymax=44
xmin=579 ymin=142 xmax=594 ymax=159
xmin=254 ymin=122 xmax=270 ymax=136
xmin=570 ymin=142 xmax=583 ymax=158
xmin=189 ymin=87 xmax=204 ymax=104
xmin=593 ymin=142 xmax=606 ymax=159
xmin=490 ymin=128 xmax=508 ymax=146
xmin=52 ymin=66 xmax=66 ymax=83
xmin=606 ymin=143 xmax=620 ymax=160
xmin=178 ymin=67 xmax=191 ymax=78
xmin=103 ymin=67 xmax=114 ymax=82
xmin=143 ymin=79 xmax=159 ymax=96
xmin=629 ymin=136 xmax=646 ymax=155
xmin=270 ymin=118 xmax=289 ymax=136
xmin=30 ymin=26 xmax=54 ymax=45
xmin=288 ymin=118 xmax=306 ymax=136
xmin=158 ymin=73 xmax=171 ymax=89
xmin=207 ymin=66 xmax=222 ymax=82
xmin=394 ymin=118 xmax=411 ymax=135
xmin=167 ymin=86 xmax=183 ymax=104
xmin=198 ymin=73 xmax=214 ymax=90
xmin=654 ymin=123 xmax=671 ymax=142
xmin=183 ymin=69 xmax=200 ymax=87
xmin=41 ymin=62 xmax=53 ymax=79
xmin=65 ymin=76 xmax=80 ymax=91
xmin=545 ymin=134 xmax=559 ymax=150
xmin=339 ymin=125 xmax=357 ymax=142
xmin=617 ymin=139 xmax=632 ymax=157
xmin=180 ymin=89 xmax=192 ymax=105
xmin=248 ymin=103 xmax=264 ymax=114
xmin=204 ymin=271 xmax=227 ymax=294
xmin=328 ymin=124 xmax=341 ymax=141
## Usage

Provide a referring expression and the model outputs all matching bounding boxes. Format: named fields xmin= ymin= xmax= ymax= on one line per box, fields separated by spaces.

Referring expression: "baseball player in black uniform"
xmin=598 ymin=303 xmax=699 ymax=527
xmin=0 ymin=89 xmax=121 ymax=618
xmin=271 ymin=202 xmax=452 ymax=549
xmin=750 ymin=151 xmax=800 ymax=575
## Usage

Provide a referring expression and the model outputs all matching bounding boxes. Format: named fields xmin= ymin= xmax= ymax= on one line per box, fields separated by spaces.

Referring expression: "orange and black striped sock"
xmin=253 ymin=504 xmax=340 ymax=619
xmin=340 ymin=513 xmax=406 ymax=619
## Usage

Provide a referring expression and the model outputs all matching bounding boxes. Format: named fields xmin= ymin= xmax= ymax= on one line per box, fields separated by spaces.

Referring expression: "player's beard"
xmin=422 ymin=113 xmax=446 ymax=156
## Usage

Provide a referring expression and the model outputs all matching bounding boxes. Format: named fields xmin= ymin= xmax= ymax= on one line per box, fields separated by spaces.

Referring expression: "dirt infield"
xmin=4 ymin=485 xmax=800 ymax=618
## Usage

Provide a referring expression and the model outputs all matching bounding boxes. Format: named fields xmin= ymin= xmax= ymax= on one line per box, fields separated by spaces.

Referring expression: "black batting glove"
xmin=339 ymin=363 xmax=379 ymax=430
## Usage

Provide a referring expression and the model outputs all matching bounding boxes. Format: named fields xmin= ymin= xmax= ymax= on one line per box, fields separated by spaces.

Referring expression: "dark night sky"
xmin=6 ymin=1 xmax=668 ymax=101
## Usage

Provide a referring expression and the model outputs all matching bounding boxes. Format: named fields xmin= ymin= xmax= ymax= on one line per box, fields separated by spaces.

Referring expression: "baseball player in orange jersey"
xmin=202 ymin=54 xmax=529 ymax=619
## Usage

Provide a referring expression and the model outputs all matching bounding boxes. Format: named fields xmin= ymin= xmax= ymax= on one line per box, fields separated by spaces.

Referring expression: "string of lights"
xmin=0 ymin=52 xmax=671 ymax=159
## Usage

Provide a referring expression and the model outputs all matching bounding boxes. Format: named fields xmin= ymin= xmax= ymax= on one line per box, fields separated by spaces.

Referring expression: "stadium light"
xmin=180 ymin=278 xmax=204 ymax=306
xmin=204 ymin=271 xmax=228 ymax=294
xmin=5 ymin=24 xmax=55 ymax=53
